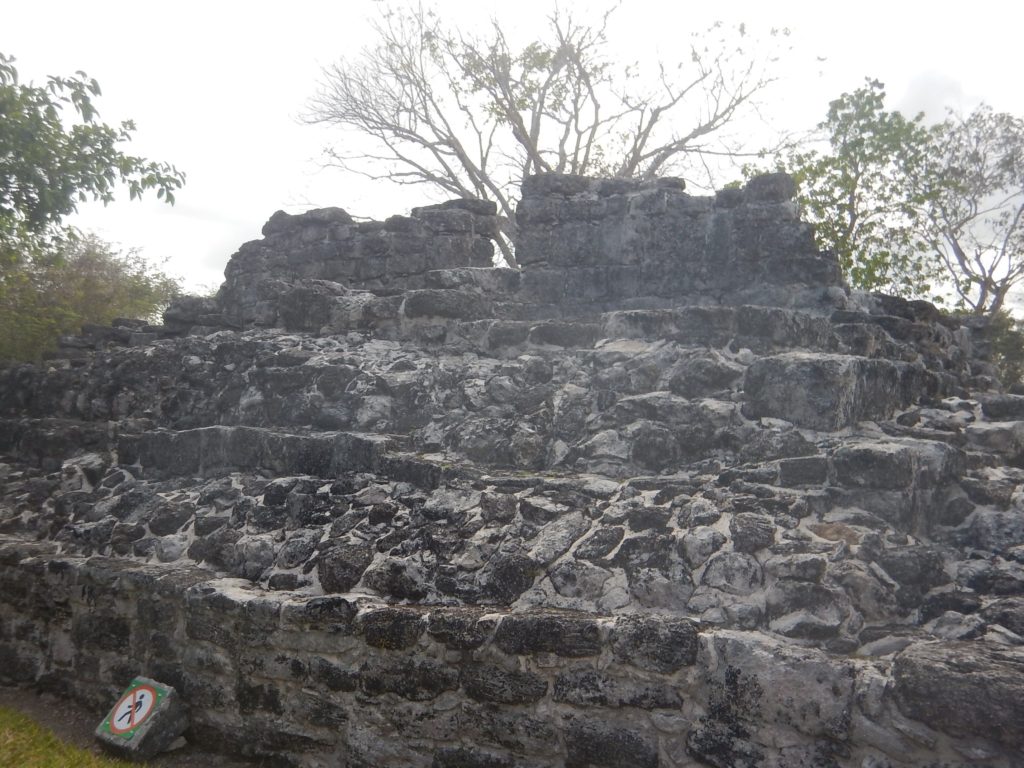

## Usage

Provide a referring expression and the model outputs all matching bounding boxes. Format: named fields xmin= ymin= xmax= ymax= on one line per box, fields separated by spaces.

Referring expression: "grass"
xmin=0 ymin=707 xmax=138 ymax=767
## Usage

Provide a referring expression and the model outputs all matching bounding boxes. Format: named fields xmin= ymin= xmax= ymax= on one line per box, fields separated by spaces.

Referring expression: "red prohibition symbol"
xmin=109 ymin=684 xmax=158 ymax=735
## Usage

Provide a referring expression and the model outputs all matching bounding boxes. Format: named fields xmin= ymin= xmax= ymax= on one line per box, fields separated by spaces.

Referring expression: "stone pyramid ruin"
xmin=1 ymin=173 xmax=1022 ymax=766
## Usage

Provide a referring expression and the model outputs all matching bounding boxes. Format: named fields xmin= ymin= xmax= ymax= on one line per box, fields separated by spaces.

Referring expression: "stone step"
xmin=601 ymin=305 xmax=833 ymax=352
xmin=117 ymin=426 xmax=391 ymax=481
xmin=741 ymin=352 xmax=940 ymax=431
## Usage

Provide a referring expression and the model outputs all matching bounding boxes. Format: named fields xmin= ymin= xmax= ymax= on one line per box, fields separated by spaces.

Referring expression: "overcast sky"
xmin=4 ymin=1 xmax=1021 ymax=292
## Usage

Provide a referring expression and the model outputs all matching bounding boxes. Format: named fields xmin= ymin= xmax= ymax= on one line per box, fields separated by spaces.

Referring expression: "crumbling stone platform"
xmin=2 ymin=173 xmax=1023 ymax=766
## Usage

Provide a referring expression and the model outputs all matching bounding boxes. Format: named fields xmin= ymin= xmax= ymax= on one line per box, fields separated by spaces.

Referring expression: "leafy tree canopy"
xmin=0 ymin=234 xmax=181 ymax=362
xmin=779 ymin=79 xmax=1024 ymax=316
xmin=0 ymin=53 xmax=186 ymax=361
xmin=0 ymin=53 xmax=185 ymax=266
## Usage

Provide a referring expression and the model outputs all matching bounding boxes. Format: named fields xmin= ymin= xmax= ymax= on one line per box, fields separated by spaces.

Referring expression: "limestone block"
xmin=743 ymin=353 xmax=914 ymax=431
xmin=610 ymin=614 xmax=699 ymax=672
xmin=893 ymin=641 xmax=1024 ymax=748
xmin=701 ymin=631 xmax=855 ymax=740
xmin=493 ymin=613 xmax=601 ymax=657
xmin=565 ymin=717 xmax=659 ymax=768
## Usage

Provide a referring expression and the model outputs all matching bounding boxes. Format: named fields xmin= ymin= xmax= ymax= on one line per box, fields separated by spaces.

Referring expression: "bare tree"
xmin=306 ymin=4 xmax=790 ymax=266
xmin=925 ymin=107 xmax=1024 ymax=315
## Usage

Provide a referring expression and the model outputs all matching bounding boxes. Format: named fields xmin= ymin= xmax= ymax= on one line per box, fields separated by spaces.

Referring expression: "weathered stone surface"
xmin=743 ymin=353 xmax=914 ymax=430
xmin=548 ymin=560 xmax=611 ymax=600
xmin=679 ymin=527 xmax=726 ymax=569
xmin=978 ymin=393 xmax=1024 ymax=420
xmin=701 ymin=552 xmax=763 ymax=595
xmin=958 ymin=507 xmax=1024 ymax=554
xmin=765 ymin=581 xmax=847 ymax=639
xmin=0 ymin=171 xmax=1017 ymax=768
xmin=574 ymin=527 xmax=624 ymax=561
xmin=317 ymin=541 xmax=374 ymax=593
xmin=478 ymin=553 xmax=539 ymax=604
xmin=701 ymin=631 xmax=855 ymax=740
xmin=431 ymin=746 xmax=512 ymax=768
xmin=893 ymin=641 xmax=1024 ymax=748
xmin=426 ymin=610 xmax=495 ymax=650
xmin=462 ymin=664 xmax=548 ymax=705
xmin=729 ymin=513 xmax=776 ymax=553
xmin=565 ymin=717 xmax=659 ymax=768
xmin=360 ymin=658 xmax=459 ymax=701
xmin=611 ymin=614 xmax=699 ymax=672
xmin=553 ymin=666 xmax=682 ymax=709
xmin=764 ymin=553 xmax=827 ymax=582
xmin=357 ymin=607 xmax=424 ymax=650
xmin=981 ymin=597 xmax=1024 ymax=636
xmin=493 ymin=614 xmax=601 ymax=658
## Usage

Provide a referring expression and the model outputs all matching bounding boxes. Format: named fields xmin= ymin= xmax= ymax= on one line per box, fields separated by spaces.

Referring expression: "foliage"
xmin=0 ymin=706 xmax=135 ymax=767
xmin=781 ymin=79 xmax=942 ymax=298
xmin=781 ymin=79 xmax=1024 ymax=315
xmin=0 ymin=52 xmax=184 ymax=267
xmin=0 ymin=234 xmax=181 ymax=362
xmin=0 ymin=53 xmax=185 ymax=362
xmin=307 ymin=4 xmax=790 ymax=264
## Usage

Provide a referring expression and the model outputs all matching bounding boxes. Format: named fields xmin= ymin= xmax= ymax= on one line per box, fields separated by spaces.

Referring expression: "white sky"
xmin=4 ymin=0 xmax=1022 ymax=292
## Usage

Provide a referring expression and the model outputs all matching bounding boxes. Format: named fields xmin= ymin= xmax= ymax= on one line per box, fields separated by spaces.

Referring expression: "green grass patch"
xmin=0 ymin=706 xmax=138 ymax=767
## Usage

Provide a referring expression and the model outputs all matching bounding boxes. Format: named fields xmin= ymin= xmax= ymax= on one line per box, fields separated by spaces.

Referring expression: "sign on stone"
xmin=105 ymin=681 xmax=160 ymax=736
xmin=96 ymin=676 xmax=187 ymax=761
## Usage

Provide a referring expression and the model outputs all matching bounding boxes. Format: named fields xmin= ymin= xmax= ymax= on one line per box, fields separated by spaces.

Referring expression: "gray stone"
xmin=702 ymin=631 xmax=855 ymax=740
xmin=493 ymin=613 xmax=601 ymax=657
xmin=893 ymin=641 xmax=1024 ymax=748
xmin=432 ymin=746 xmax=512 ymax=768
xmin=276 ymin=528 xmax=322 ymax=569
xmin=462 ymin=664 xmax=547 ymax=705
xmin=679 ymin=527 xmax=727 ymax=569
xmin=357 ymin=607 xmax=424 ymax=650
xmin=549 ymin=560 xmax=611 ymax=600
xmin=729 ymin=513 xmax=776 ymax=553
xmin=743 ymin=353 xmax=912 ymax=431
xmin=959 ymin=507 xmax=1024 ymax=554
xmin=766 ymin=581 xmax=847 ymax=634
xmin=317 ymin=541 xmax=374 ymax=593
xmin=553 ymin=665 xmax=682 ymax=709
xmin=611 ymin=614 xmax=699 ymax=672
xmin=360 ymin=658 xmax=459 ymax=701
xmin=981 ymin=597 xmax=1024 ymax=636
xmin=701 ymin=552 xmax=763 ymax=595
xmin=764 ymin=553 xmax=827 ymax=582
xmin=744 ymin=172 xmax=797 ymax=202
xmin=426 ymin=609 xmax=494 ymax=650
xmin=978 ymin=394 xmax=1024 ymax=420
xmin=574 ymin=527 xmax=625 ymax=561
xmin=478 ymin=553 xmax=539 ymax=604
xmin=565 ymin=717 xmax=658 ymax=768
xmin=0 ymin=169 xmax=1017 ymax=768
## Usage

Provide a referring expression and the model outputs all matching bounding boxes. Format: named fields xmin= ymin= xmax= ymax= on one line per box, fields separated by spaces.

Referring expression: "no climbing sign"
xmin=105 ymin=682 xmax=160 ymax=735
xmin=95 ymin=677 xmax=188 ymax=761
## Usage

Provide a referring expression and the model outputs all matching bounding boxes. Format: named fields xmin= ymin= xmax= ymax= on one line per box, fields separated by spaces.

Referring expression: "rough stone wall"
xmin=514 ymin=173 xmax=841 ymax=315
xmin=208 ymin=172 xmax=845 ymax=336
xmin=1 ymin=172 xmax=1023 ymax=767
xmin=217 ymin=199 xmax=498 ymax=328
xmin=4 ymin=542 xmax=1021 ymax=768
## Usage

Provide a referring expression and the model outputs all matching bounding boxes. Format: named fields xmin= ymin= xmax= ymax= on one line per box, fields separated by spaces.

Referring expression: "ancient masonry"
xmin=1 ymin=173 xmax=1023 ymax=767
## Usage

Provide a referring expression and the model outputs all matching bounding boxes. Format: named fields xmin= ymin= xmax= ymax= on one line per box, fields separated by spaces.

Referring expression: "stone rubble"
xmin=1 ymin=172 xmax=1023 ymax=766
